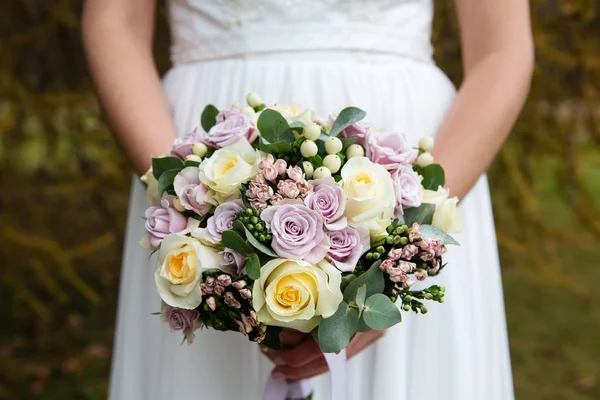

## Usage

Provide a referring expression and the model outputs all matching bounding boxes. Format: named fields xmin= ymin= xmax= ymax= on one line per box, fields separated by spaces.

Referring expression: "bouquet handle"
xmin=264 ymin=349 xmax=347 ymax=400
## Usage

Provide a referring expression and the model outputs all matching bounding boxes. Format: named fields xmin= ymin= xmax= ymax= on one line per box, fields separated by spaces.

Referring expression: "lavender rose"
xmin=366 ymin=132 xmax=418 ymax=170
xmin=326 ymin=226 xmax=370 ymax=272
xmin=390 ymin=164 xmax=423 ymax=217
xmin=204 ymin=199 xmax=245 ymax=244
xmin=173 ymin=167 xmax=212 ymax=216
xmin=144 ymin=200 xmax=188 ymax=248
xmin=261 ymin=201 xmax=330 ymax=264
xmin=161 ymin=303 xmax=202 ymax=344
xmin=221 ymin=248 xmax=246 ymax=275
xmin=170 ymin=128 xmax=203 ymax=160
xmin=201 ymin=113 xmax=257 ymax=148
xmin=304 ymin=177 xmax=347 ymax=230
xmin=215 ymin=107 xmax=242 ymax=124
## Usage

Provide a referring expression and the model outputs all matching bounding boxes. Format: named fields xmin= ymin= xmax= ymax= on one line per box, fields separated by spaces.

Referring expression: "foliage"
xmin=0 ymin=0 xmax=598 ymax=399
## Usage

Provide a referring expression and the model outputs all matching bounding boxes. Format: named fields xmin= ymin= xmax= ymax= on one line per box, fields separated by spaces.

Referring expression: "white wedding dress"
xmin=109 ymin=1 xmax=515 ymax=399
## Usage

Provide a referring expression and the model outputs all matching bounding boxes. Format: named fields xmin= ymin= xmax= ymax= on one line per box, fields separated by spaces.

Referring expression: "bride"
xmin=82 ymin=1 xmax=533 ymax=399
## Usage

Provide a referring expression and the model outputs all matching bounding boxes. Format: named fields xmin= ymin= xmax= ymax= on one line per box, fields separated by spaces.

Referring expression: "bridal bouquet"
xmin=140 ymin=93 xmax=461 ymax=388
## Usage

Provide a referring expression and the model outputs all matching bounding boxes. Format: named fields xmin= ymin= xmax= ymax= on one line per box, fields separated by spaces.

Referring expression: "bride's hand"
xmin=262 ymin=328 xmax=386 ymax=381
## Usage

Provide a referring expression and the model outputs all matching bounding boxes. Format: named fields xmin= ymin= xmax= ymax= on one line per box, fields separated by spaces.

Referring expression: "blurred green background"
xmin=1 ymin=1 xmax=599 ymax=399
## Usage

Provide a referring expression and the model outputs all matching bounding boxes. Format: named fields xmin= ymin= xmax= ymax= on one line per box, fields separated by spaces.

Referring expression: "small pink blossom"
xmin=232 ymin=280 xmax=247 ymax=290
xmin=270 ymin=194 xmax=284 ymax=204
xmin=206 ymin=297 xmax=216 ymax=311
xmin=414 ymin=269 xmax=428 ymax=281
xmin=251 ymin=200 xmax=268 ymax=211
xmin=262 ymin=163 xmax=278 ymax=182
xmin=401 ymin=244 xmax=419 ymax=260
xmin=239 ymin=288 xmax=252 ymax=299
xmin=247 ymin=181 xmax=274 ymax=203
xmin=380 ymin=259 xmax=396 ymax=273
xmin=287 ymin=166 xmax=304 ymax=181
xmin=398 ymin=261 xmax=415 ymax=273
xmin=259 ymin=154 xmax=275 ymax=169
xmin=224 ymin=292 xmax=241 ymax=309
xmin=274 ymin=159 xmax=288 ymax=176
xmin=277 ymin=179 xmax=300 ymax=199
xmin=388 ymin=248 xmax=403 ymax=261
xmin=408 ymin=223 xmax=421 ymax=242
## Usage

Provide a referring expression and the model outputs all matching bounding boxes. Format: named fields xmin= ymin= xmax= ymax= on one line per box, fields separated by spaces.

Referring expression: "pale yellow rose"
xmin=270 ymin=104 xmax=315 ymax=126
xmin=141 ymin=168 xmax=160 ymax=206
xmin=155 ymin=234 xmax=222 ymax=309
xmin=198 ymin=138 xmax=259 ymax=204
xmin=252 ymin=258 xmax=343 ymax=333
xmin=340 ymin=157 xmax=396 ymax=231
xmin=422 ymin=186 xmax=463 ymax=233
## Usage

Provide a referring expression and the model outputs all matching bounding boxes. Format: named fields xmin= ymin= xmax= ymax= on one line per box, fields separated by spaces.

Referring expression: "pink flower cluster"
xmin=379 ymin=223 xmax=444 ymax=288
xmin=245 ymin=155 xmax=311 ymax=211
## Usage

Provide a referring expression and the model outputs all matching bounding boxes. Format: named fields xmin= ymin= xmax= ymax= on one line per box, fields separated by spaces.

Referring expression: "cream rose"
xmin=155 ymin=234 xmax=222 ymax=309
xmin=252 ymin=258 xmax=343 ymax=333
xmin=340 ymin=157 xmax=396 ymax=231
xmin=270 ymin=104 xmax=314 ymax=126
xmin=198 ymin=138 xmax=259 ymax=204
xmin=422 ymin=186 xmax=463 ymax=233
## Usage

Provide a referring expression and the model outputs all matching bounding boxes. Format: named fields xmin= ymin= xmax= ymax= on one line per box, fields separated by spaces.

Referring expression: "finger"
xmin=276 ymin=336 xmax=325 ymax=367
xmin=280 ymin=328 xmax=308 ymax=346
xmin=272 ymin=357 xmax=329 ymax=381
xmin=347 ymin=330 xmax=386 ymax=359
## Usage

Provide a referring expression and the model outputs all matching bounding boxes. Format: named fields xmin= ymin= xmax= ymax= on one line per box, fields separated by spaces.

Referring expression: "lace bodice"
xmin=168 ymin=0 xmax=434 ymax=65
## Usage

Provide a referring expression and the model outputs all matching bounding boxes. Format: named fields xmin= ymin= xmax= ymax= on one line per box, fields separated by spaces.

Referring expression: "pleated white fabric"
xmin=109 ymin=1 xmax=514 ymax=399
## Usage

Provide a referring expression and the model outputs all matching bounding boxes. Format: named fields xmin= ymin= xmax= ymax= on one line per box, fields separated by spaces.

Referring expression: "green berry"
xmin=376 ymin=246 xmax=385 ymax=254
xmin=259 ymin=234 xmax=266 ymax=242
xmin=366 ymin=252 xmax=373 ymax=260
xmin=246 ymin=208 xmax=253 ymax=214
xmin=387 ymin=225 xmax=395 ymax=234
xmin=439 ymin=296 xmax=445 ymax=303
xmin=424 ymin=293 xmax=433 ymax=300
xmin=247 ymin=224 xmax=254 ymax=231
xmin=399 ymin=237 xmax=408 ymax=245
xmin=266 ymin=234 xmax=272 ymax=241
xmin=420 ymin=306 xmax=428 ymax=314
xmin=393 ymin=227 xmax=403 ymax=235
xmin=255 ymin=222 xmax=264 ymax=231
xmin=250 ymin=216 xmax=259 ymax=224
xmin=372 ymin=252 xmax=381 ymax=259
xmin=439 ymin=287 xmax=446 ymax=293
xmin=393 ymin=235 xmax=402 ymax=244
xmin=242 ymin=216 xmax=250 ymax=223
xmin=403 ymin=303 xmax=411 ymax=311
xmin=404 ymin=295 xmax=412 ymax=302
xmin=386 ymin=236 xmax=394 ymax=245
xmin=253 ymin=231 xmax=260 ymax=238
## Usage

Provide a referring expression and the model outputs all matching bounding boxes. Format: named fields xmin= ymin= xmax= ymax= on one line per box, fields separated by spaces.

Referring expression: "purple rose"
xmin=366 ymin=132 xmax=418 ymax=170
xmin=261 ymin=202 xmax=330 ymax=264
xmin=221 ymin=248 xmax=246 ymax=275
xmin=326 ymin=226 xmax=370 ymax=272
xmin=201 ymin=114 xmax=257 ymax=148
xmin=173 ymin=167 xmax=212 ymax=216
xmin=204 ymin=199 xmax=245 ymax=243
xmin=216 ymin=107 xmax=242 ymax=124
xmin=170 ymin=128 xmax=202 ymax=160
xmin=304 ymin=177 xmax=347 ymax=230
xmin=161 ymin=303 xmax=202 ymax=344
xmin=390 ymin=164 xmax=423 ymax=217
xmin=144 ymin=202 xmax=188 ymax=248
xmin=331 ymin=115 xmax=371 ymax=147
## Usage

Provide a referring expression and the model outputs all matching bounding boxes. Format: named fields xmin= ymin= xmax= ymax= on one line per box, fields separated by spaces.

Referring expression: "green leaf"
xmin=152 ymin=157 xmax=184 ymax=180
xmin=258 ymin=138 xmax=293 ymax=154
xmin=289 ymin=121 xmax=305 ymax=133
xmin=419 ymin=224 xmax=460 ymax=245
xmin=243 ymin=227 xmax=278 ymax=258
xmin=201 ymin=104 xmax=219 ymax=132
xmin=363 ymin=294 xmax=402 ymax=330
xmin=356 ymin=317 xmax=371 ymax=332
xmin=257 ymin=109 xmax=295 ymax=143
xmin=329 ymin=107 xmax=366 ymax=137
xmin=184 ymin=160 xmax=201 ymax=168
xmin=316 ymin=302 xmax=359 ymax=353
xmin=420 ymin=164 xmax=445 ymax=190
xmin=222 ymin=230 xmax=253 ymax=256
xmin=245 ymin=253 xmax=261 ymax=280
xmin=232 ymin=220 xmax=246 ymax=233
xmin=157 ymin=169 xmax=179 ymax=195
xmin=343 ymin=261 xmax=384 ymax=302
xmin=403 ymin=203 xmax=435 ymax=226
xmin=340 ymin=274 xmax=356 ymax=292
xmin=309 ymin=155 xmax=323 ymax=168
xmin=340 ymin=137 xmax=357 ymax=152
xmin=355 ymin=284 xmax=367 ymax=318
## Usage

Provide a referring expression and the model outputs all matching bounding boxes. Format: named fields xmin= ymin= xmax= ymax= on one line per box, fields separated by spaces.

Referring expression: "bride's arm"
xmin=432 ymin=0 xmax=534 ymax=199
xmin=82 ymin=0 xmax=176 ymax=176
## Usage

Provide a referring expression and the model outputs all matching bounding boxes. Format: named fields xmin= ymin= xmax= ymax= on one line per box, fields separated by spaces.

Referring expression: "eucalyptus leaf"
xmin=245 ymin=253 xmax=261 ymax=280
xmin=232 ymin=220 xmax=246 ymax=233
xmin=419 ymin=224 xmax=460 ymax=245
xmin=157 ymin=169 xmax=179 ymax=195
xmin=329 ymin=107 xmax=366 ymax=137
xmin=340 ymin=137 xmax=357 ymax=152
xmin=309 ymin=155 xmax=323 ymax=168
xmin=362 ymin=294 xmax=402 ymax=330
xmin=341 ymin=274 xmax=356 ymax=292
xmin=244 ymin=227 xmax=278 ymax=258
xmin=184 ymin=160 xmax=201 ymax=168
xmin=201 ymin=104 xmax=219 ymax=132
xmin=343 ymin=261 xmax=384 ymax=302
xmin=257 ymin=109 xmax=295 ymax=143
xmin=152 ymin=157 xmax=184 ymax=180
xmin=258 ymin=138 xmax=293 ymax=154
xmin=403 ymin=203 xmax=435 ymax=226
xmin=355 ymin=284 xmax=367 ymax=318
xmin=356 ymin=317 xmax=371 ymax=332
xmin=289 ymin=121 xmax=305 ymax=132
xmin=316 ymin=302 xmax=359 ymax=353
xmin=222 ymin=230 xmax=253 ymax=256
xmin=420 ymin=164 xmax=446 ymax=190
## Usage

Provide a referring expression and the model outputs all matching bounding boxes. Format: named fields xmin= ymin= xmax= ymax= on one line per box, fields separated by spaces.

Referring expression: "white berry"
xmin=325 ymin=137 xmax=343 ymax=155
xmin=246 ymin=93 xmax=264 ymax=109
xmin=303 ymin=122 xmax=322 ymax=141
xmin=192 ymin=142 xmax=208 ymax=157
xmin=418 ymin=136 xmax=435 ymax=151
xmin=185 ymin=154 xmax=203 ymax=163
xmin=300 ymin=140 xmax=318 ymax=158
xmin=416 ymin=152 xmax=434 ymax=167
xmin=345 ymin=144 xmax=365 ymax=159
xmin=323 ymin=154 xmax=342 ymax=174
xmin=302 ymin=161 xmax=314 ymax=179
xmin=173 ymin=196 xmax=186 ymax=212
xmin=313 ymin=166 xmax=332 ymax=179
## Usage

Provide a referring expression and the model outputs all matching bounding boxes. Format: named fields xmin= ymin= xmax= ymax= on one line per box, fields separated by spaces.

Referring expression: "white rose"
xmin=270 ymin=104 xmax=314 ymax=125
xmin=340 ymin=157 xmax=396 ymax=231
xmin=422 ymin=186 xmax=463 ymax=233
xmin=198 ymin=138 xmax=259 ymax=204
xmin=155 ymin=234 xmax=222 ymax=309
xmin=252 ymin=258 xmax=343 ymax=333
xmin=141 ymin=168 xmax=160 ymax=206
